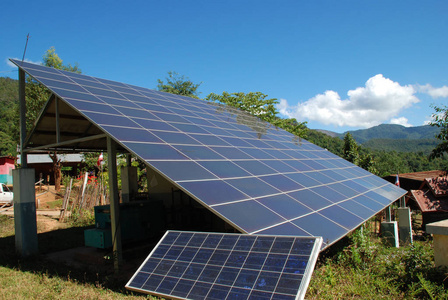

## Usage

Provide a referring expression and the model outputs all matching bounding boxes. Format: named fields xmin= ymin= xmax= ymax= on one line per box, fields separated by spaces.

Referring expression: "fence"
xmin=59 ymin=173 xmax=109 ymax=222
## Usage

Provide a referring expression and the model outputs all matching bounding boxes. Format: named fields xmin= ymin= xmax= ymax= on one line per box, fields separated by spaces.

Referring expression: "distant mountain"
xmin=341 ymin=124 xmax=440 ymax=144
xmin=314 ymin=129 xmax=339 ymax=138
xmin=315 ymin=124 xmax=441 ymax=154
xmin=362 ymin=138 xmax=440 ymax=153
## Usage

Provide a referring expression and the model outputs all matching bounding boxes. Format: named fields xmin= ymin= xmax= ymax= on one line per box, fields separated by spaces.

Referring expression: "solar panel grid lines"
xmin=126 ymin=231 xmax=323 ymax=300
xmin=11 ymin=58 xmax=408 ymax=249
xmin=17 ymin=61 xmax=199 ymax=131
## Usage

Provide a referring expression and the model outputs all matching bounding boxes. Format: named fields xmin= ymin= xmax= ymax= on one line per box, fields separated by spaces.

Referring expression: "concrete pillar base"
xmin=397 ymin=207 xmax=413 ymax=246
xmin=426 ymin=219 xmax=448 ymax=267
xmin=13 ymin=168 xmax=38 ymax=257
xmin=381 ymin=221 xmax=399 ymax=248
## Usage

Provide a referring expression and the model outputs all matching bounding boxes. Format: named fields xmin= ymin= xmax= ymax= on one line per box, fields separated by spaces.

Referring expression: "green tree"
xmin=0 ymin=132 xmax=16 ymax=156
xmin=342 ymin=132 xmax=380 ymax=174
xmin=206 ymin=92 xmax=278 ymax=122
xmin=343 ymin=133 xmax=359 ymax=164
xmin=429 ymin=104 xmax=448 ymax=160
xmin=23 ymin=47 xmax=81 ymax=133
xmin=272 ymin=117 xmax=308 ymax=140
xmin=206 ymin=91 xmax=307 ymax=138
xmin=358 ymin=153 xmax=378 ymax=175
xmin=0 ymin=77 xmax=19 ymax=156
xmin=157 ymin=71 xmax=201 ymax=99
xmin=306 ymin=129 xmax=344 ymax=156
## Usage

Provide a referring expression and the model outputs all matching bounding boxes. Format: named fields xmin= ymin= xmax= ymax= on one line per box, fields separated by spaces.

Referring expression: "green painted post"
xmin=13 ymin=168 xmax=38 ymax=256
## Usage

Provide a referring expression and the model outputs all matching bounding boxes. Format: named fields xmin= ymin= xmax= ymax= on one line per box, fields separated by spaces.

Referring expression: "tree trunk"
xmin=54 ymin=163 xmax=61 ymax=192
xmin=49 ymin=151 xmax=62 ymax=192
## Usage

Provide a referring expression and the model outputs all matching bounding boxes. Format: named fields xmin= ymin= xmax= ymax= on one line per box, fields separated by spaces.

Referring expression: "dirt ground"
xmin=0 ymin=185 xmax=67 ymax=232
xmin=35 ymin=185 xmax=60 ymax=207
xmin=33 ymin=185 xmax=68 ymax=232
xmin=3 ymin=185 xmax=153 ymax=278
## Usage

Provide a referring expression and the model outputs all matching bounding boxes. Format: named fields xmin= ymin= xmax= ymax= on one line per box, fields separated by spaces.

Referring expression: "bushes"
xmin=69 ymin=207 xmax=95 ymax=227
xmin=308 ymin=223 xmax=448 ymax=299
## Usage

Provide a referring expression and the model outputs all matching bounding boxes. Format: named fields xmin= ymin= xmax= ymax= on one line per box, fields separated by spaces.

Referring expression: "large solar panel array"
xmin=11 ymin=59 xmax=406 ymax=248
xmin=126 ymin=231 xmax=322 ymax=300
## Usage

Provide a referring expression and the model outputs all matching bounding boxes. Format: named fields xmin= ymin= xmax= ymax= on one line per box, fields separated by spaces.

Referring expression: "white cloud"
xmin=278 ymin=74 xmax=419 ymax=128
xmin=5 ymin=57 xmax=41 ymax=68
xmin=417 ymin=84 xmax=448 ymax=99
xmin=390 ymin=117 xmax=412 ymax=127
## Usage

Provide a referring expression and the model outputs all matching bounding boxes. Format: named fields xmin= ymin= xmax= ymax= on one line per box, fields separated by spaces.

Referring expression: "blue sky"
xmin=1 ymin=0 xmax=447 ymax=133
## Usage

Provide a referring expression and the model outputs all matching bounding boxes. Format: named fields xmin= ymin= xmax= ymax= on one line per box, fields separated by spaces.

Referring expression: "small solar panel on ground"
xmin=126 ymin=231 xmax=322 ymax=300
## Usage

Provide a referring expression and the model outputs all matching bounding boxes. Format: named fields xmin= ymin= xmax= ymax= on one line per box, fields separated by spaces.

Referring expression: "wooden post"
xmin=59 ymin=178 xmax=72 ymax=222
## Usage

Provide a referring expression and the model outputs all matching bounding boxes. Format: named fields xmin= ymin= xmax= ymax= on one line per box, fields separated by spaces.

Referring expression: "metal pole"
xmin=126 ymin=153 xmax=131 ymax=166
xmin=19 ymin=69 xmax=27 ymax=168
xmin=55 ymin=97 xmax=60 ymax=144
xmin=107 ymin=137 xmax=122 ymax=272
xmin=386 ymin=205 xmax=392 ymax=222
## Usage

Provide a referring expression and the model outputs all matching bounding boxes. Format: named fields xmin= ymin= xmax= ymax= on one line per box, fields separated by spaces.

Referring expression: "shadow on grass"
xmin=0 ymin=225 xmax=142 ymax=295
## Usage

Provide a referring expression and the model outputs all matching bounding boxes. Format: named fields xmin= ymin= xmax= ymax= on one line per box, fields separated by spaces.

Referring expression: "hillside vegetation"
xmin=0 ymin=77 xmax=18 ymax=156
xmin=321 ymin=124 xmax=442 ymax=154
xmin=339 ymin=124 xmax=440 ymax=144
xmin=363 ymin=138 xmax=440 ymax=154
xmin=307 ymin=130 xmax=448 ymax=176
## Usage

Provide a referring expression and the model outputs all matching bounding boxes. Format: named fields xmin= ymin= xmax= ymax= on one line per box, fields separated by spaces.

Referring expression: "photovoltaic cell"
xmin=126 ymin=231 xmax=322 ymax=300
xmin=11 ymin=59 xmax=407 ymax=248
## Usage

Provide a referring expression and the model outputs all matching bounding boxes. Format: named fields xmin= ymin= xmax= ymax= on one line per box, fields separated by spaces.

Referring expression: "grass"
xmin=0 ymin=213 xmax=447 ymax=299
xmin=0 ymin=213 xmax=153 ymax=299
xmin=45 ymin=199 xmax=64 ymax=210
xmin=0 ymin=266 xmax=146 ymax=299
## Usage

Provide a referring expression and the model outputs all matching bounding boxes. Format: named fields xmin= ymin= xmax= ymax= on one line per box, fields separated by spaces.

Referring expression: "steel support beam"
xmin=400 ymin=196 xmax=406 ymax=207
xmin=25 ymin=133 xmax=107 ymax=152
xmin=55 ymin=97 xmax=60 ymax=143
xmin=385 ymin=205 xmax=392 ymax=222
xmin=19 ymin=69 xmax=27 ymax=168
xmin=108 ymin=136 xmax=122 ymax=272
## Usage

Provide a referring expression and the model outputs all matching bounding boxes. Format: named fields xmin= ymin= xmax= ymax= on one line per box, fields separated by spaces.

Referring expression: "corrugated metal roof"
xmin=399 ymin=170 xmax=446 ymax=181
xmin=17 ymin=154 xmax=83 ymax=164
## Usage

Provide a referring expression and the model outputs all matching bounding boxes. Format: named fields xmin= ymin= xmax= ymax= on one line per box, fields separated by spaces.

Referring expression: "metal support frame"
xmin=19 ymin=69 xmax=27 ymax=167
xmin=400 ymin=196 xmax=406 ymax=207
xmin=25 ymin=134 xmax=107 ymax=152
xmin=385 ymin=205 xmax=392 ymax=222
xmin=126 ymin=153 xmax=131 ymax=166
xmin=108 ymin=136 xmax=122 ymax=272
xmin=55 ymin=97 xmax=60 ymax=143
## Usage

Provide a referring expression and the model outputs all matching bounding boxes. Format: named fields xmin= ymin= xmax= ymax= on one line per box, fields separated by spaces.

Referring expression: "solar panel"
xmin=126 ymin=231 xmax=322 ymax=300
xmin=11 ymin=59 xmax=407 ymax=248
